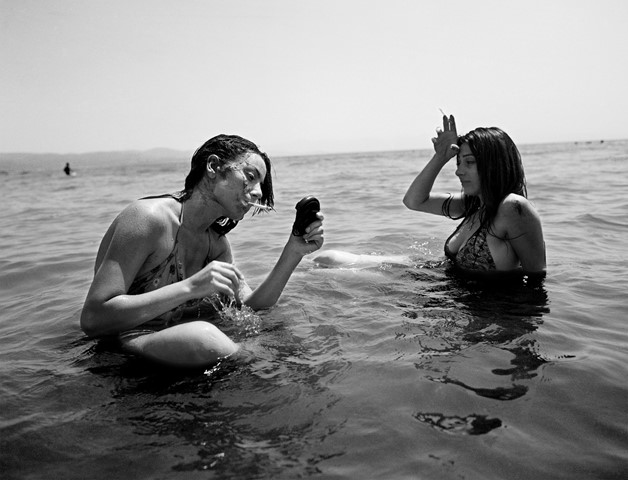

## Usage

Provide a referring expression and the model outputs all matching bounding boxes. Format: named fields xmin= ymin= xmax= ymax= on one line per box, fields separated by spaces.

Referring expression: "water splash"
xmin=209 ymin=295 xmax=262 ymax=337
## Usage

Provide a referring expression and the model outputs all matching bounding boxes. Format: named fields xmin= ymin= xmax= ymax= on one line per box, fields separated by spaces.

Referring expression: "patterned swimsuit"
xmin=444 ymin=220 xmax=497 ymax=271
xmin=119 ymin=193 xmax=214 ymax=339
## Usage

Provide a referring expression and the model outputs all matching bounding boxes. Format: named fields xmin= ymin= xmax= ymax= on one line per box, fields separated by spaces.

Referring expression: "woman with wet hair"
xmin=403 ymin=115 xmax=545 ymax=274
xmin=80 ymin=134 xmax=324 ymax=367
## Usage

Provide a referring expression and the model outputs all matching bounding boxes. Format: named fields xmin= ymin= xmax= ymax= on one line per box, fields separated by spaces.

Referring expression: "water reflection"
xmin=413 ymin=412 xmax=502 ymax=436
xmin=78 ymin=309 xmax=349 ymax=477
xmin=403 ymin=267 xmax=550 ymax=434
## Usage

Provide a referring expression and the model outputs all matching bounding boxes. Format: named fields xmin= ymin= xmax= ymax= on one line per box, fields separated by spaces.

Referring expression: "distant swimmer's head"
xmin=457 ymin=127 xmax=527 ymax=205
xmin=183 ymin=134 xmax=274 ymax=209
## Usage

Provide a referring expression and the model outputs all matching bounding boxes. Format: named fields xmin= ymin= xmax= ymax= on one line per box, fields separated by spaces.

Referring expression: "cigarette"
xmin=248 ymin=202 xmax=274 ymax=211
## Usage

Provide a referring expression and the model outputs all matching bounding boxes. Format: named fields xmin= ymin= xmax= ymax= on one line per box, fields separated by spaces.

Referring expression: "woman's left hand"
xmin=433 ymin=114 xmax=459 ymax=160
xmin=288 ymin=212 xmax=324 ymax=255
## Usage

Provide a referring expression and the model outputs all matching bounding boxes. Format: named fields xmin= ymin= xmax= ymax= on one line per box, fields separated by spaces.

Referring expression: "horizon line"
xmin=0 ymin=136 xmax=622 ymax=159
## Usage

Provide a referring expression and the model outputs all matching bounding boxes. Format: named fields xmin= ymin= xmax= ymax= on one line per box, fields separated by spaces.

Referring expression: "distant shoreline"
xmin=1 ymin=138 xmax=625 ymax=175
xmin=0 ymin=137 xmax=623 ymax=160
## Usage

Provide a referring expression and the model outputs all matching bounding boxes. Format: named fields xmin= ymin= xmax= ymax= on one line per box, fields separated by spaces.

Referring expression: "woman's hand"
xmin=242 ymin=212 xmax=325 ymax=310
xmin=432 ymin=114 xmax=459 ymax=161
xmin=288 ymin=212 xmax=325 ymax=256
xmin=187 ymin=260 xmax=244 ymax=304
xmin=403 ymin=115 xmax=464 ymax=215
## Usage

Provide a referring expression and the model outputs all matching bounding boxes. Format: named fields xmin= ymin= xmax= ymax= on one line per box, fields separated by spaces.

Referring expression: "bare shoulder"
xmin=113 ymin=197 xmax=177 ymax=238
xmin=499 ymin=194 xmax=540 ymax=221
xmin=496 ymin=194 xmax=545 ymax=271
xmin=495 ymin=194 xmax=543 ymax=238
xmin=96 ymin=197 xmax=179 ymax=267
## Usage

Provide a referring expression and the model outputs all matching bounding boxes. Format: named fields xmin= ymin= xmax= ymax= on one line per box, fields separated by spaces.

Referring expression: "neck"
xmin=181 ymin=189 xmax=223 ymax=233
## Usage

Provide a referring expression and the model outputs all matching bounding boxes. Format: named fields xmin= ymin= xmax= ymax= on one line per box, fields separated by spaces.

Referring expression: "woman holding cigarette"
xmin=403 ymin=114 xmax=545 ymax=275
xmin=80 ymin=134 xmax=324 ymax=367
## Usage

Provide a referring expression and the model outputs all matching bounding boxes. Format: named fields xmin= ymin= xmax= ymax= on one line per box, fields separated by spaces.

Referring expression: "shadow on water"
xmin=399 ymin=264 xmax=550 ymax=435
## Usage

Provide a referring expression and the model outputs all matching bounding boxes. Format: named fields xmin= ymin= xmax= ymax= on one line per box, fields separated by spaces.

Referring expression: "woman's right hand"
xmin=188 ymin=260 xmax=244 ymax=304
xmin=432 ymin=114 xmax=459 ymax=161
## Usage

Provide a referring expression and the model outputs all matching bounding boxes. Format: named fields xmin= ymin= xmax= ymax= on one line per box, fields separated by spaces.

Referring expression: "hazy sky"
xmin=2 ymin=0 xmax=627 ymax=155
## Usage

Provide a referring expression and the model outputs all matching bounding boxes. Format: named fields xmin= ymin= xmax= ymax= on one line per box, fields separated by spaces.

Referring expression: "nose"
xmin=249 ymin=180 xmax=263 ymax=200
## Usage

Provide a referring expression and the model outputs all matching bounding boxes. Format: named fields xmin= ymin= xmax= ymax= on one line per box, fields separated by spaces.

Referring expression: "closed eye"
xmin=242 ymin=167 xmax=260 ymax=182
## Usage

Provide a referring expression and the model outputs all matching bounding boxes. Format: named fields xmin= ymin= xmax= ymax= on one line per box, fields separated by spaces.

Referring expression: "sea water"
xmin=1 ymin=140 xmax=627 ymax=479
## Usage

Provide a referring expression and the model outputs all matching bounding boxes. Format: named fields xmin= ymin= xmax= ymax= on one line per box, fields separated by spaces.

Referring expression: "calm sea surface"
xmin=1 ymin=141 xmax=627 ymax=479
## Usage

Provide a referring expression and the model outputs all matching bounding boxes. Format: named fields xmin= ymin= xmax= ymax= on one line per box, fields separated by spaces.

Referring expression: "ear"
xmin=206 ymin=154 xmax=220 ymax=177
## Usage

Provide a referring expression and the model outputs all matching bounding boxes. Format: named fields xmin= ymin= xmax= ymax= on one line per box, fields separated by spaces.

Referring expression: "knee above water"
xmin=193 ymin=322 xmax=239 ymax=358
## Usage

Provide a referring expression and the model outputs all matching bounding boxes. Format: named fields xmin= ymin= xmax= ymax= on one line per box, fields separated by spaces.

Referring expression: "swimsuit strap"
xmin=122 ymin=193 xmax=221 ymax=333
xmin=127 ymin=194 xmax=185 ymax=295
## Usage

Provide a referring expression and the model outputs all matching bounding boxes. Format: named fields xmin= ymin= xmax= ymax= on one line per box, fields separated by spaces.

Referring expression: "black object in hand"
xmin=292 ymin=196 xmax=320 ymax=236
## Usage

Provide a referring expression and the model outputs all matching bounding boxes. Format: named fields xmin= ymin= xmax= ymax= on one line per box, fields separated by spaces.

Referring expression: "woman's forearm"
xmin=403 ymin=153 xmax=450 ymax=211
xmin=244 ymin=245 xmax=303 ymax=310
xmin=80 ymin=280 xmax=196 ymax=337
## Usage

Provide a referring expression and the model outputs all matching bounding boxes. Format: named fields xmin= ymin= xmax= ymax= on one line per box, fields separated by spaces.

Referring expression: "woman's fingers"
xmin=203 ymin=261 xmax=244 ymax=302
xmin=220 ymin=264 xmax=244 ymax=303
xmin=303 ymin=228 xmax=324 ymax=250
xmin=431 ymin=114 xmax=459 ymax=160
xmin=291 ymin=213 xmax=325 ymax=252
xmin=442 ymin=114 xmax=456 ymax=133
xmin=437 ymin=114 xmax=457 ymax=136
xmin=449 ymin=115 xmax=457 ymax=134
xmin=219 ymin=264 xmax=242 ymax=291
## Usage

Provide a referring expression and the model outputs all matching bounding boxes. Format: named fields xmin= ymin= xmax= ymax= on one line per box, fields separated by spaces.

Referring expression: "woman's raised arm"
xmin=403 ymin=115 xmax=463 ymax=216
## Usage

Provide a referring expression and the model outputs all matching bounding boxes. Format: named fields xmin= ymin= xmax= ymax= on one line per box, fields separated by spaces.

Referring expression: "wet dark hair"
xmin=455 ymin=127 xmax=527 ymax=230
xmin=181 ymin=134 xmax=274 ymax=234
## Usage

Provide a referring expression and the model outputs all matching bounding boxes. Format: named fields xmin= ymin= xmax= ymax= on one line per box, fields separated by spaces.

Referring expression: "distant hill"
xmin=0 ymin=148 xmax=191 ymax=174
xmin=0 ymin=148 xmax=190 ymax=162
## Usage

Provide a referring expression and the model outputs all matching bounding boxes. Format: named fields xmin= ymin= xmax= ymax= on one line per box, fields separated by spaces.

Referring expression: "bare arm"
xmin=403 ymin=114 xmax=464 ymax=216
xmin=80 ymin=203 xmax=243 ymax=337
xmin=501 ymin=196 xmax=546 ymax=273
xmin=243 ymin=214 xmax=324 ymax=310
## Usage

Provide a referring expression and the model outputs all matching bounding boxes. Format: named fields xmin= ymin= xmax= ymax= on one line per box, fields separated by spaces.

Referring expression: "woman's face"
xmin=455 ymin=143 xmax=481 ymax=197
xmin=212 ymin=153 xmax=268 ymax=220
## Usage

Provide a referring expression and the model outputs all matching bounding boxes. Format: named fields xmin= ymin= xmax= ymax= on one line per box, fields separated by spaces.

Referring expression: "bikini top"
xmin=127 ymin=192 xmax=212 ymax=328
xmin=444 ymin=220 xmax=497 ymax=271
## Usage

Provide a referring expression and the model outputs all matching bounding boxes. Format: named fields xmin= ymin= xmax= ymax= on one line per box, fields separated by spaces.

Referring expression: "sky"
xmin=1 ymin=0 xmax=627 ymax=155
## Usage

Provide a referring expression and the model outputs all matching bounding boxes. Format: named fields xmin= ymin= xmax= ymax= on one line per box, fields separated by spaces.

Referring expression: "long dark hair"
xmin=182 ymin=134 xmax=274 ymax=234
xmin=455 ymin=127 xmax=527 ymax=231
